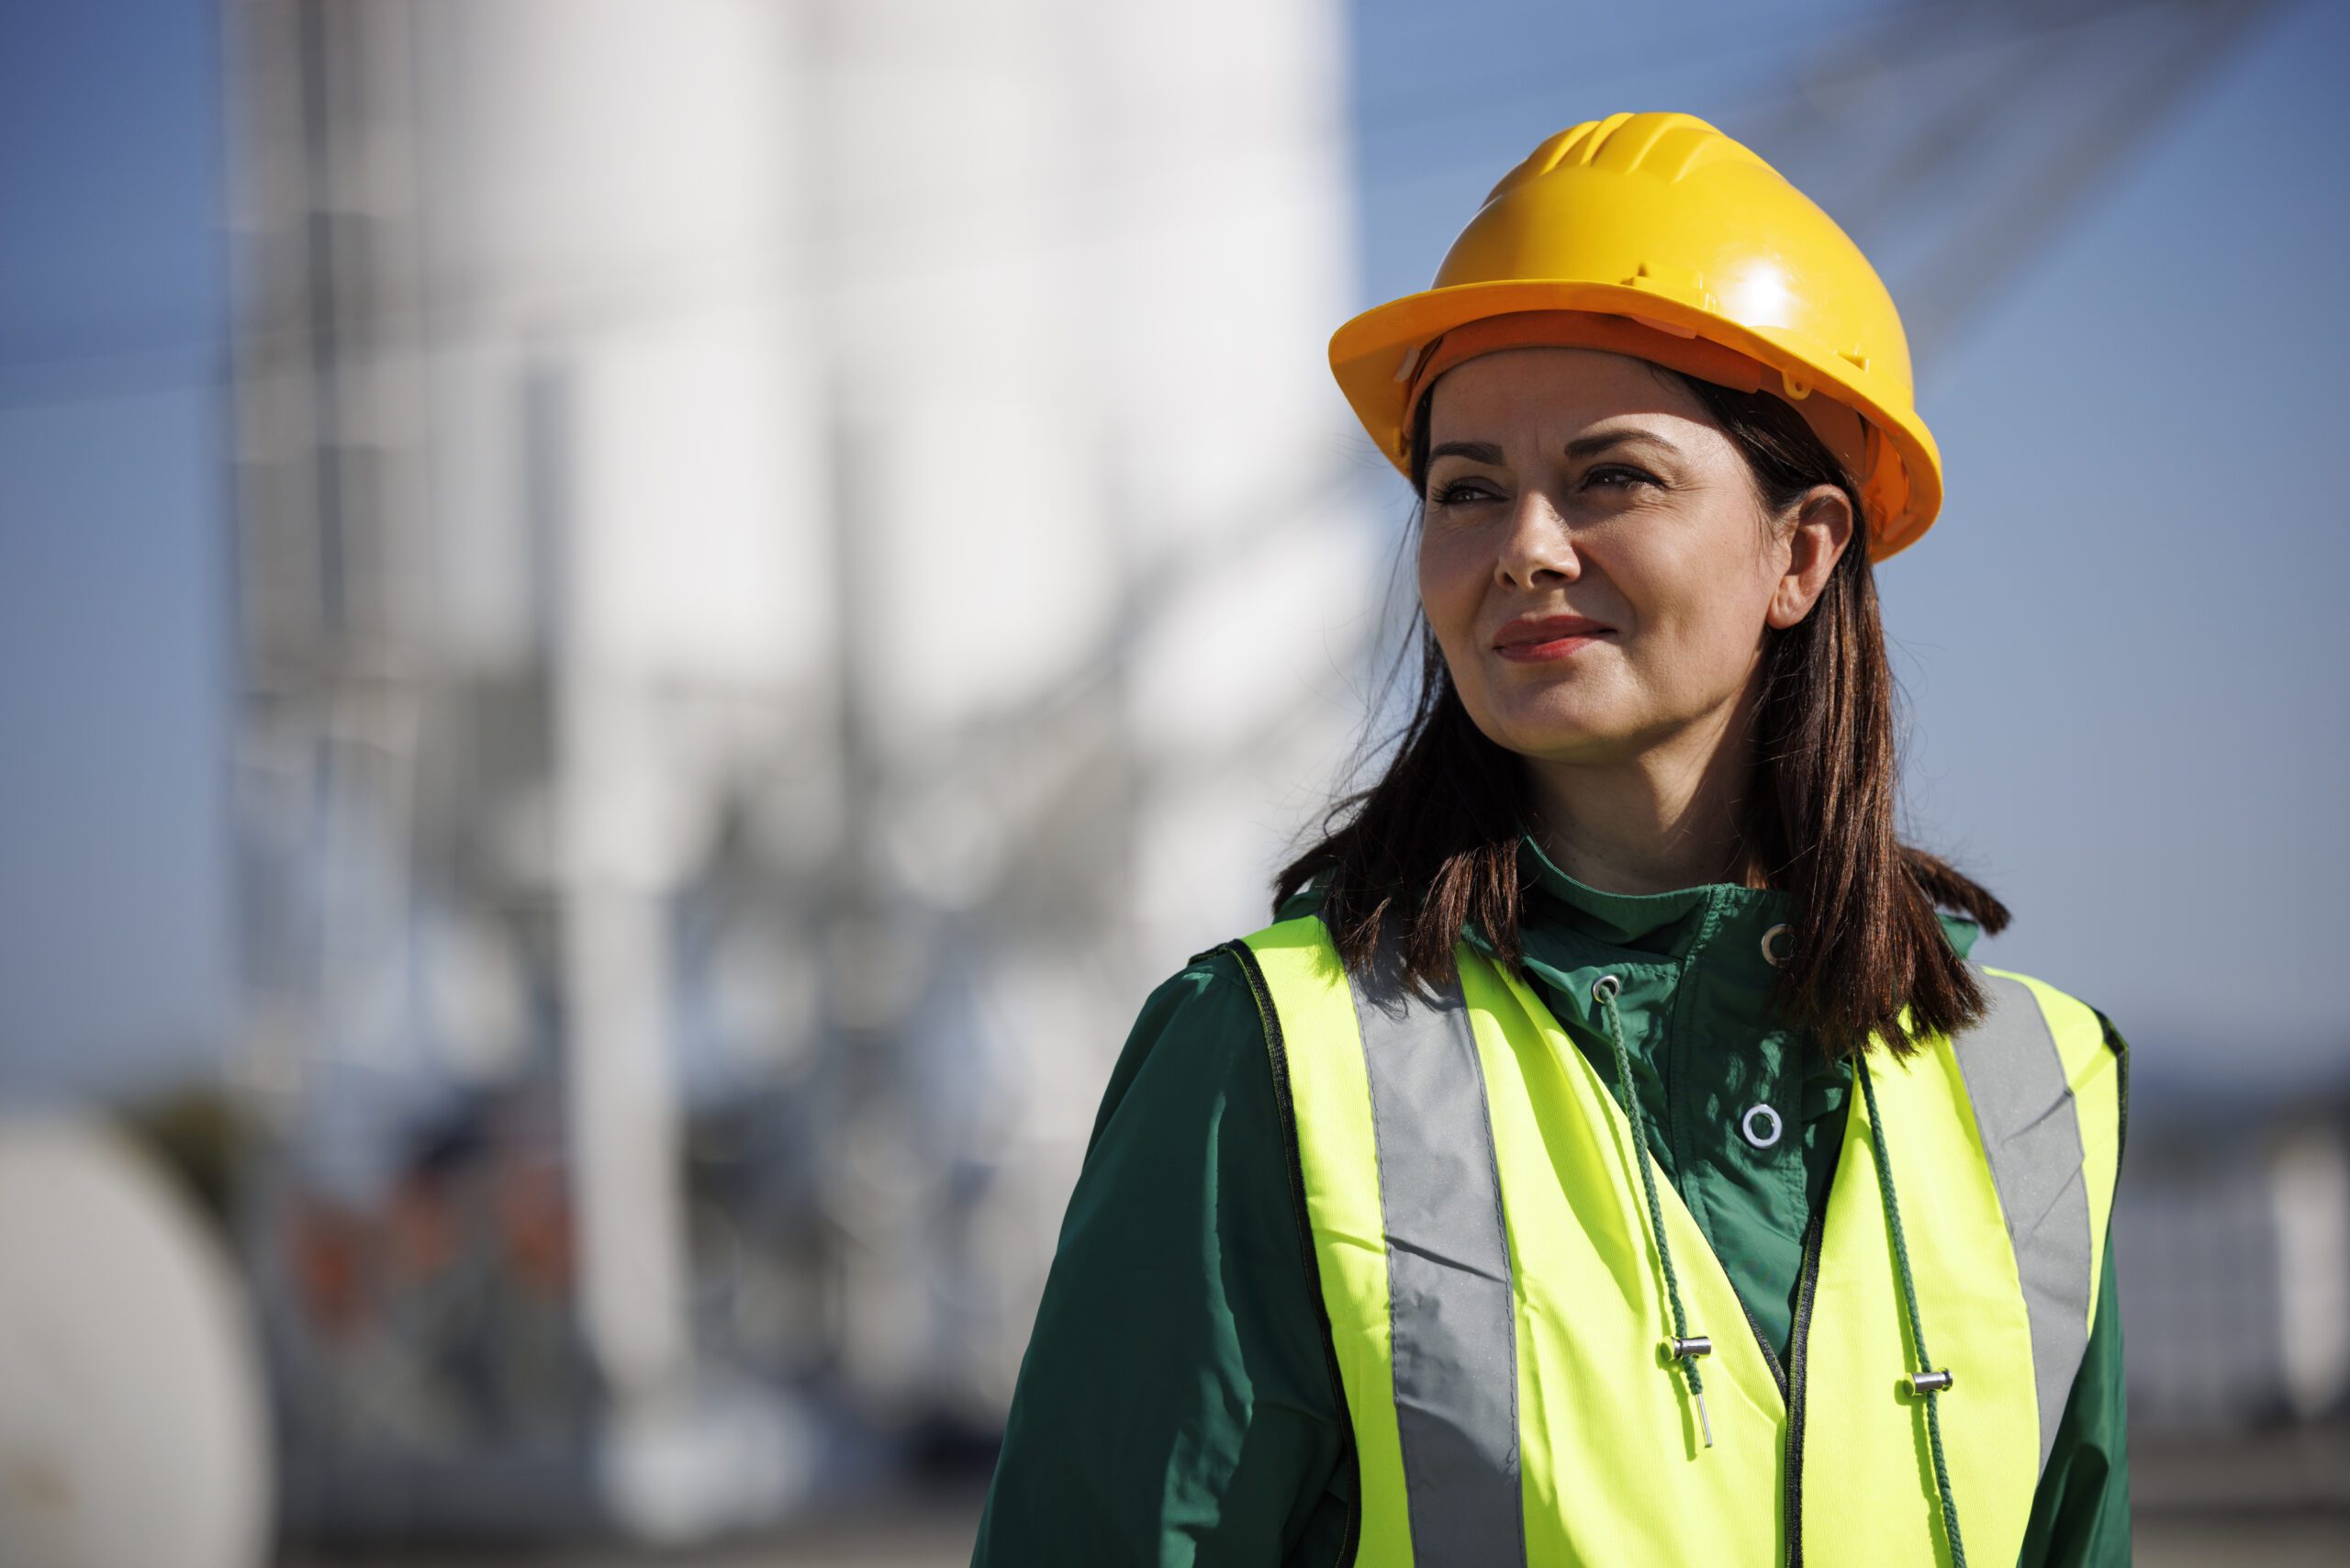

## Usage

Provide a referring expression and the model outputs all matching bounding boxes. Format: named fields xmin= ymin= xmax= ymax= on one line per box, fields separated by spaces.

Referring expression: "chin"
xmin=1475 ymin=698 xmax=1641 ymax=764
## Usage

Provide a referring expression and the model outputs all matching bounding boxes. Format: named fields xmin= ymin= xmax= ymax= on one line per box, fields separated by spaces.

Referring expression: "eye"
xmin=1584 ymin=464 xmax=1659 ymax=491
xmin=1429 ymin=477 xmax=1502 ymax=508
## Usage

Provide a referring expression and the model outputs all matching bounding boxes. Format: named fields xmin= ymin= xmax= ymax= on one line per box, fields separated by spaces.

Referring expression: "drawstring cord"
xmin=1588 ymin=969 xmax=1974 ymax=1561
xmin=1592 ymin=971 xmax=1973 ymax=1564
xmin=1592 ymin=974 xmax=1714 ymax=1448
xmin=1855 ymin=1054 xmax=1969 ymax=1568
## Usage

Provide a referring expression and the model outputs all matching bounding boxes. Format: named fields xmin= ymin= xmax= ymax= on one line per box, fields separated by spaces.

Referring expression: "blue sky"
xmin=2 ymin=0 xmax=2344 ymax=1103
xmin=0 ymin=0 xmax=230 ymax=1103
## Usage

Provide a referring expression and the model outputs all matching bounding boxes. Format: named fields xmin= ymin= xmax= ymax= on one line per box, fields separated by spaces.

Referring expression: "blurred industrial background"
xmin=1 ymin=0 xmax=2344 ymax=1564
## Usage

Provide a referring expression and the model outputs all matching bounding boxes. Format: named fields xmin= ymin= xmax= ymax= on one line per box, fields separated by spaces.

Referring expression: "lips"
xmin=1494 ymin=613 xmax=1613 ymax=662
xmin=1494 ymin=613 xmax=1610 ymax=648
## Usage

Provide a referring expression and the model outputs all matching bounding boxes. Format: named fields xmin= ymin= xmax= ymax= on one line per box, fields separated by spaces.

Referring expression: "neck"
xmin=1522 ymin=694 xmax=1758 ymax=896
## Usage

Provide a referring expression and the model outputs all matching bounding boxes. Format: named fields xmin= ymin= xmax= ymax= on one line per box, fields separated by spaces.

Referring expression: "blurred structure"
xmin=2117 ymin=1103 xmax=2350 ymax=1428
xmin=224 ymin=0 xmax=1365 ymax=1547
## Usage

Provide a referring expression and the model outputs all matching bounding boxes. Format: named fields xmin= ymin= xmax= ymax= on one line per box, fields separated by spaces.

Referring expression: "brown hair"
xmin=1273 ymin=365 xmax=2009 ymax=1057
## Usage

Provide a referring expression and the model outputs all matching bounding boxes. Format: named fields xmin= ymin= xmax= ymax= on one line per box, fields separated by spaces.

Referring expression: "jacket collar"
xmin=1514 ymin=830 xmax=1790 ymax=960
xmin=1495 ymin=827 xmax=1981 ymax=978
xmin=1447 ymin=827 xmax=1983 ymax=1048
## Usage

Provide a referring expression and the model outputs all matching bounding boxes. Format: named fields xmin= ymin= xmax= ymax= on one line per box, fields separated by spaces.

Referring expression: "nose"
xmin=1494 ymin=487 xmax=1579 ymax=592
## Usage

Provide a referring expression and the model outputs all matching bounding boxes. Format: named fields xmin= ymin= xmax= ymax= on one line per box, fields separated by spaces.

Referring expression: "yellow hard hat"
xmin=1332 ymin=111 xmax=1943 ymax=559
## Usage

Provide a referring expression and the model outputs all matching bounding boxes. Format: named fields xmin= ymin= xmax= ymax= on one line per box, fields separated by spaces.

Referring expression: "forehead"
xmin=1424 ymin=346 xmax=1715 ymax=442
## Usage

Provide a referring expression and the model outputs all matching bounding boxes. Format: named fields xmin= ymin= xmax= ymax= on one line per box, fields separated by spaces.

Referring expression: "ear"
xmin=1765 ymin=484 xmax=1856 ymax=629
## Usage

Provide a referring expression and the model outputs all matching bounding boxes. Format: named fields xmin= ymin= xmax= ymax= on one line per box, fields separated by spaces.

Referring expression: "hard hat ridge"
xmin=1506 ymin=110 xmax=1770 ymax=191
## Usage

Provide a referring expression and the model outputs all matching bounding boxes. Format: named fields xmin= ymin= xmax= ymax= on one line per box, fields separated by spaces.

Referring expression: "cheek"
xmin=1416 ymin=527 xmax=1488 ymax=656
xmin=1624 ymin=543 xmax=1775 ymax=689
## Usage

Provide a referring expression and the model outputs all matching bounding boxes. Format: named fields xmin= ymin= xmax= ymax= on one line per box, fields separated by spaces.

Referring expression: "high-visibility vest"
xmin=1215 ymin=915 xmax=2123 ymax=1568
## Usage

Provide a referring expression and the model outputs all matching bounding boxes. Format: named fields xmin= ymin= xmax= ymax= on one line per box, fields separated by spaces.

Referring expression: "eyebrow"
xmin=1427 ymin=430 xmax=1685 ymax=467
xmin=1566 ymin=429 xmax=1684 ymax=463
xmin=1427 ymin=439 xmax=1504 ymax=465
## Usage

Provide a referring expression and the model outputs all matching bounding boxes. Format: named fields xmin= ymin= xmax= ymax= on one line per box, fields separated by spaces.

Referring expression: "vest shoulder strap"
xmin=1956 ymin=964 xmax=2125 ymax=1475
xmin=1204 ymin=925 xmax=1367 ymax=1565
xmin=1222 ymin=915 xmax=1530 ymax=1568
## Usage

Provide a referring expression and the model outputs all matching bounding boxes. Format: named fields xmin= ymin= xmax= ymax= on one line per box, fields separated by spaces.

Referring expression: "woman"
xmin=973 ymin=112 xmax=2128 ymax=1567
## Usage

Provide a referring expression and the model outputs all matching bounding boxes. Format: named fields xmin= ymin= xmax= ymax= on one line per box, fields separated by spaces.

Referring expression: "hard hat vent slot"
xmin=1623 ymin=262 xmax=1710 ymax=311
xmin=1625 ymin=313 xmax=1696 ymax=341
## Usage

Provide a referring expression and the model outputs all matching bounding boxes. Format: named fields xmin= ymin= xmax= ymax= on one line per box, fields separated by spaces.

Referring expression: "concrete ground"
xmin=2132 ymin=1418 xmax=2350 ymax=1567
xmin=282 ymin=1512 xmax=2350 ymax=1567
xmin=284 ymin=1423 xmax=2350 ymax=1566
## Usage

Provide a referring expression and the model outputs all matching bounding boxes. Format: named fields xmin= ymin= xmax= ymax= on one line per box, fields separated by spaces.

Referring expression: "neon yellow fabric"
xmin=1471 ymin=954 xmax=1786 ymax=1560
xmin=1805 ymin=1014 xmax=2038 ymax=1564
xmin=1240 ymin=919 xmax=1411 ymax=1566
xmin=1245 ymin=916 xmax=2116 ymax=1566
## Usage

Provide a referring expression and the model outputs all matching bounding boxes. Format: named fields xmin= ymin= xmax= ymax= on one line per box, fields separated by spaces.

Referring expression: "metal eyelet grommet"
xmin=1760 ymin=924 xmax=1793 ymax=967
xmin=1591 ymin=974 xmax=1621 ymax=1003
xmin=1740 ymin=1103 xmax=1784 ymax=1149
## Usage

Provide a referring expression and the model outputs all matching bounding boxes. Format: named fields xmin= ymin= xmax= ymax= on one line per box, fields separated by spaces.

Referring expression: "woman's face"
xmin=1416 ymin=346 xmax=1847 ymax=768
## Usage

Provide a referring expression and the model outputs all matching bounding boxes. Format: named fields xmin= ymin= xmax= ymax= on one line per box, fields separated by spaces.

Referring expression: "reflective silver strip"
xmin=1953 ymin=969 xmax=2093 ymax=1476
xmin=1348 ymin=948 xmax=1528 ymax=1568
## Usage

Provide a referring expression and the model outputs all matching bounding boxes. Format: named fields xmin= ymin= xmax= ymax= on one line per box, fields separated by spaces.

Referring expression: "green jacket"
xmin=974 ymin=835 xmax=2130 ymax=1565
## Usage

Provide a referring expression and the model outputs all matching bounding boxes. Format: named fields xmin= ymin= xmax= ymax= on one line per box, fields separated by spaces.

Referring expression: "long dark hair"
xmin=1274 ymin=364 xmax=2009 ymax=1057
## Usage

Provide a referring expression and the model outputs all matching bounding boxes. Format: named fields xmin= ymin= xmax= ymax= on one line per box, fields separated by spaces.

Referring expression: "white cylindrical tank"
xmin=0 ymin=1117 xmax=272 ymax=1568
